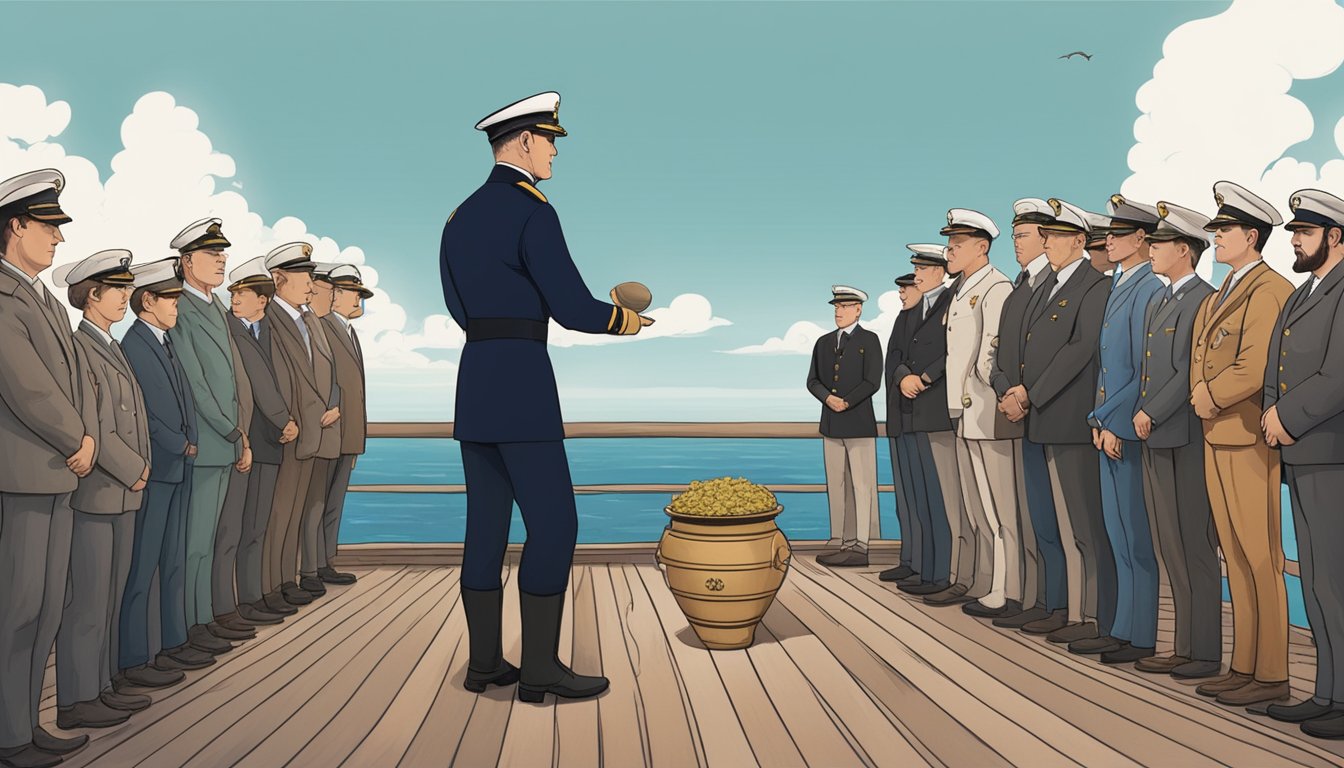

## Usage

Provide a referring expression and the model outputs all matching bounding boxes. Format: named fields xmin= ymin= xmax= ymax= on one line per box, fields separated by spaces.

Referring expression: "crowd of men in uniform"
xmin=0 ymin=168 xmax=371 ymax=768
xmin=809 ymin=183 xmax=1344 ymax=740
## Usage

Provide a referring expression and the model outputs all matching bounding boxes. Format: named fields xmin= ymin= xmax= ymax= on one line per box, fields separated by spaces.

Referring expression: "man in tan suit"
xmin=1187 ymin=186 xmax=1294 ymax=707
xmin=313 ymin=264 xmax=370 ymax=585
xmin=54 ymin=251 xmax=153 ymax=730
xmin=0 ymin=169 xmax=99 ymax=768
xmin=261 ymin=243 xmax=340 ymax=609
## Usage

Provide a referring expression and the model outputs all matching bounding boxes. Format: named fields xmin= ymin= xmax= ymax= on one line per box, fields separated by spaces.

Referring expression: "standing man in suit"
xmin=940 ymin=210 xmax=1026 ymax=620
xmin=53 ymin=251 xmax=152 ymax=730
xmin=881 ymin=273 xmax=922 ymax=585
xmin=890 ymin=249 xmax=958 ymax=598
xmin=1262 ymin=189 xmax=1344 ymax=735
xmin=1072 ymin=196 xmax=1165 ymax=664
xmin=994 ymin=198 xmax=1065 ymax=632
xmin=168 ymin=218 xmax=249 ymax=656
xmin=0 ymin=169 xmax=98 ymax=768
xmin=314 ymin=264 xmax=370 ymax=586
xmin=810 ymin=286 xmax=884 ymax=567
xmin=224 ymin=257 xmax=295 ymax=625
xmin=261 ymin=243 xmax=338 ymax=609
xmin=118 ymin=258 xmax=214 ymax=695
xmin=1132 ymin=201 xmax=1221 ymax=681
xmin=441 ymin=92 xmax=653 ymax=702
xmin=1190 ymin=184 xmax=1293 ymax=707
xmin=1004 ymin=198 xmax=1112 ymax=645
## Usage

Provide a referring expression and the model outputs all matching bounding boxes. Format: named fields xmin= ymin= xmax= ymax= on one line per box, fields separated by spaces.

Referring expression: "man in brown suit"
xmin=1187 ymin=186 xmax=1294 ymax=707
xmin=0 ymin=169 xmax=98 ymax=768
xmin=313 ymin=264 xmax=370 ymax=586
xmin=296 ymin=264 xmax=345 ymax=596
xmin=260 ymin=243 xmax=340 ymax=609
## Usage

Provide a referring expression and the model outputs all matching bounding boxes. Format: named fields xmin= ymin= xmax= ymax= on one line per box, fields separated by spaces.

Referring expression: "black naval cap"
xmin=894 ymin=273 xmax=917 ymax=287
xmin=0 ymin=169 xmax=72 ymax=226
xmin=475 ymin=91 xmax=568 ymax=143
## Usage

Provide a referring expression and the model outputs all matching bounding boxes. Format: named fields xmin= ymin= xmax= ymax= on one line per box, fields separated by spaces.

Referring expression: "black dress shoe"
xmin=1101 ymin=644 xmax=1154 ymax=664
xmin=57 ymin=699 xmax=132 ymax=729
xmin=900 ymin=581 xmax=947 ymax=595
xmin=156 ymin=645 xmax=215 ymax=670
xmin=281 ymin=582 xmax=314 ymax=605
xmin=1069 ymin=635 xmax=1122 ymax=655
xmin=993 ymin=605 xmax=1052 ymax=629
xmin=0 ymin=744 xmax=61 ymax=768
xmin=962 ymin=600 xmax=1006 ymax=618
xmin=238 ymin=603 xmax=284 ymax=624
xmin=213 ymin=612 xmax=262 ymax=632
xmin=923 ymin=583 xmax=971 ymax=605
xmin=101 ymin=689 xmax=152 ymax=712
xmin=816 ymin=549 xmax=869 ymax=567
xmin=318 ymin=566 xmax=357 ymax=585
xmin=207 ymin=622 xmax=255 ymax=641
xmin=189 ymin=624 xmax=234 ymax=654
xmin=31 ymin=726 xmax=88 ymax=755
xmin=1302 ymin=711 xmax=1344 ymax=739
xmin=879 ymin=565 xmax=915 ymax=582
xmin=990 ymin=600 xmax=1024 ymax=621
xmin=299 ymin=576 xmax=328 ymax=596
xmin=1171 ymin=660 xmax=1223 ymax=679
xmin=1268 ymin=700 xmax=1339 ymax=723
xmin=118 ymin=664 xmax=184 ymax=689
xmin=1046 ymin=621 xmax=1098 ymax=644
xmin=1021 ymin=609 xmax=1069 ymax=635
xmin=262 ymin=593 xmax=299 ymax=615
xmin=465 ymin=661 xmax=521 ymax=693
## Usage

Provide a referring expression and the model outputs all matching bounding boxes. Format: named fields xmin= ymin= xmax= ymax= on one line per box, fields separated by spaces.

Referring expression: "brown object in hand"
xmin=610 ymin=281 xmax=652 ymax=313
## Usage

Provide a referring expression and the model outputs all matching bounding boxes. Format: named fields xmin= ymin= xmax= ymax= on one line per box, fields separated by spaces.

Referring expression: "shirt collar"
xmin=495 ymin=161 xmax=536 ymax=185
xmin=1169 ymin=273 xmax=1198 ymax=295
xmin=1231 ymin=259 xmax=1263 ymax=284
xmin=80 ymin=318 xmax=115 ymax=345
xmin=0 ymin=258 xmax=42 ymax=289
xmin=1054 ymin=256 xmax=1086 ymax=287
xmin=922 ymin=284 xmax=947 ymax=304
xmin=330 ymin=312 xmax=351 ymax=331
xmin=837 ymin=323 xmax=857 ymax=336
xmin=274 ymin=295 xmax=306 ymax=323
xmin=182 ymin=280 xmax=214 ymax=305
xmin=139 ymin=318 xmax=168 ymax=345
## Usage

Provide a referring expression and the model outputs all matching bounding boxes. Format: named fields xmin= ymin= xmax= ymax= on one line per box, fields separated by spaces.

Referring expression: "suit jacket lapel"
xmin=268 ymin=304 xmax=319 ymax=389
xmin=78 ymin=321 xmax=125 ymax=373
xmin=182 ymin=290 xmax=233 ymax=363
xmin=1029 ymin=262 xmax=1088 ymax=331
xmin=1104 ymin=265 xmax=1149 ymax=321
xmin=1206 ymin=263 xmax=1268 ymax=331
xmin=1286 ymin=263 xmax=1344 ymax=327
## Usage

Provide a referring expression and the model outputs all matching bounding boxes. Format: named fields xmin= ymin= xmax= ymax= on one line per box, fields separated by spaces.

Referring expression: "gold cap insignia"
xmin=1215 ymin=192 xmax=1225 ymax=206
xmin=301 ymin=243 xmax=313 ymax=257
xmin=53 ymin=176 xmax=63 ymax=192
xmin=1156 ymin=202 xmax=1170 ymax=219
xmin=947 ymin=210 xmax=955 ymax=225
xmin=1291 ymin=195 xmax=1302 ymax=211
xmin=1110 ymin=194 xmax=1125 ymax=208
xmin=553 ymin=101 xmax=560 ymax=122
xmin=207 ymin=222 xmax=221 ymax=235
xmin=1047 ymin=198 xmax=1062 ymax=216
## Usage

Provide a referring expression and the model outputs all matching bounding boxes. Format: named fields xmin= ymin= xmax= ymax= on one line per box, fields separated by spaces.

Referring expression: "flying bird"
xmin=1059 ymin=51 xmax=1093 ymax=61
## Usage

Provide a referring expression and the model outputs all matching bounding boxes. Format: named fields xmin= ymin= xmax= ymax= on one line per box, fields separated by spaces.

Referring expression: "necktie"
xmin=253 ymin=321 xmax=262 ymax=340
xmin=1014 ymin=270 xmax=1028 ymax=289
xmin=163 ymin=334 xmax=175 ymax=359
xmin=1216 ymin=276 xmax=1234 ymax=307
xmin=1160 ymin=286 xmax=1174 ymax=309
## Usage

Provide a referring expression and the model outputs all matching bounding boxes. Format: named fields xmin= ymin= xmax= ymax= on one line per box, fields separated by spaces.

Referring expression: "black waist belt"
xmin=466 ymin=318 xmax=548 ymax=343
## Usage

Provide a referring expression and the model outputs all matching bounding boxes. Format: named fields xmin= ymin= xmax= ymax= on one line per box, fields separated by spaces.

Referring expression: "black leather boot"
xmin=517 ymin=590 xmax=608 ymax=703
xmin=461 ymin=587 xmax=518 ymax=693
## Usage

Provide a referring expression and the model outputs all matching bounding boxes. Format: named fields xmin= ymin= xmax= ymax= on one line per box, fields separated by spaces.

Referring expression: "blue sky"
xmin=5 ymin=0 xmax=1344 ymax=420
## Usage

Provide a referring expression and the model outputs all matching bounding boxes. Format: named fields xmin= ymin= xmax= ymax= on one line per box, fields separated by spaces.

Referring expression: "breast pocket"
xmin=1209 ymin=326 xmax=1237 ymax=350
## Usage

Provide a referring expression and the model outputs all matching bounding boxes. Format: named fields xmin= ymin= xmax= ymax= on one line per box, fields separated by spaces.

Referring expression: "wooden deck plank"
xmin=709 ymin=637 xmax=809 ymax=767
xmin=58 ymin=567 xmax=410 ymax=768
xmin=258 ymin=570 xmax=464 ymax=766
xmin=159 ymin=569 xmax=449 ymax=768
xmin=498 ymin=575 xmax=557 ymax=768
xmin=450 ymin=563 xmax=522 ymax=767
xmin=634 ymin=564 xmax=760 ymax=767
xmin=338 ymin=572 xmax=470 ymax=767
xmin=589 ymin=563 xmax=651 ymax=767
xmin=554 ymin=566 xmax=601 ymax=768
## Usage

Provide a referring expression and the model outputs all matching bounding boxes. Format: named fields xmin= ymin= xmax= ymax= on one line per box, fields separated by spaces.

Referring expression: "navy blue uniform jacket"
xmin=440 ymin=165 xmax=627 ymax=443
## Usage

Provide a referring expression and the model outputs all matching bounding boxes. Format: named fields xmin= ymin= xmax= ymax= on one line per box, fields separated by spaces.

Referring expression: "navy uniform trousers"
xmin=1022 ymin=438 xmax=1066 ymax=611
xmin=118 ymin=477 xmax=190 ymax=670
xmin=894 ymin=432 xmax=952 ymax=585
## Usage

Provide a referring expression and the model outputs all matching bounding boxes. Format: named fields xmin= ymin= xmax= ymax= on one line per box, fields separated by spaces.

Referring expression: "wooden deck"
xmin=40 ymin=555 xmax=1344 ymax=768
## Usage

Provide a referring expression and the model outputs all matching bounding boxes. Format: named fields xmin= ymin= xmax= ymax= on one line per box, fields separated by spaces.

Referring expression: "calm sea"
xmin=342 ymin=437 xmax=1309 ymax=626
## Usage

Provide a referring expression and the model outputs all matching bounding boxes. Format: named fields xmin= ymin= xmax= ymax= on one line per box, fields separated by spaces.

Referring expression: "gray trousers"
xmin=1286 ymin=463 xmax=1344 ymax=703
xmin=1143 ymin=444 xmax=1221 ymax=663
xmin=236 ymin=462 xmax=279 ymax=606
xmin=0 ymin=493 xmax=73 ymax=749
xmin=300 ymin=458 xmax=336 ymax=576
xmin=56 ymin=512 xmax=134 ymax=706
xmin=321 ymin=455 xmax=356 ymax=568
xmin=1045 ymin=444 xmax=1113 ymax=626
xmin=211 ymin=466 xmax=250 ymax=618
xmin=822 ymin=437 xmax=880 ymax=550
xmin=928 ymin=431 xmax=970 ymax=588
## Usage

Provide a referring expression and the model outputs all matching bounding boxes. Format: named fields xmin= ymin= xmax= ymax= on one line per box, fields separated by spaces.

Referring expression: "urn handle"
xmin=771 ymin=532 xmax=792 ymax=573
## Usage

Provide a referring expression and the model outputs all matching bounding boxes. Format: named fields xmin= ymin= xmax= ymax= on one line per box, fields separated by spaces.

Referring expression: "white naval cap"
xmin=1106 ymin=194 xmax=1161 ymax=231
xmin=52 ymin=249 xmax=135 ymax=287
xmin=130 ymin=257 xmax=183 ymax=294
xmin=940 ymin=208 xmax=999 ymax=240
xmin=227 ymin=255 xmax=273 ymax=290
xmin=1083 ymin=211 xmax=1111 ymax=246
xmin=829 ymin=285 xmax=868 ymax=304
xmin=906 ymin=243 xmax=949 ymax=267
xmin=169 ymin=217 xmax=231 ymax=254
xmin=1040 ymin=198 xmax=1091 ymax=234
xmin=1285 ymin=189 xmax=1344 ymax=232
xmin=327 ymin=263 xmax=374 ymax=298
xmin=264 ymin=242 xmax=316 ymax=272
xmin=1147 ymin=201 xmax=1213 ymax=246
xmin=0 ymin=168 xmax=71 ymax=224
xmin=1011 ymin=197 xmax=1054 ymax=226
xmin=475 ymin=91 xmax=568 ymax=143
xmin=1207 ymin=181 xmax=1283 ymax=230
xmin=311 ymin=262 xmax=341 ymax=282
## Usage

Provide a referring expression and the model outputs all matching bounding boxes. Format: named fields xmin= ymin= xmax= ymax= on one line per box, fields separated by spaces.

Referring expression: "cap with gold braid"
xmin=475 ymin=91 xmax=568 ymax=143
xmin=0 ymin=169 xmax=71 ymax=225
xmin=264 ymin=242 xmax=316 ymax=272
xmin=328 ymin=264 xmax=374 ymax=298
xmin=1011 ymin=198 xmax=1054 ymax=227
xmin=1105 ymin=194 xmax=1161 ymax=235
xmin=53 ymin=249 xmax=136 ymax=288
xmin=131 ymin=257 xmax=184 ymax=296
xmin=907 ymin=243 xmax=950 ymax=267
xmin=227 ymin=256 xmax=274 ymax=292
xmin=1038 ymin=198 xmax=1091 ymax=235
xmin=829 ymin=285 xmax=869 ymax=305
xmin=1284 ymin=189 xmax=1344 ymax=232
xmin=1145 ymin=200 xmax=1212 ymax=245
xmin=940 ymin=208 xmax=999 ymax=240
xmin=170 ymin=217 xmax=231 ymax=255
xmin=1205 ymin=181 xmax=1282 ymax=231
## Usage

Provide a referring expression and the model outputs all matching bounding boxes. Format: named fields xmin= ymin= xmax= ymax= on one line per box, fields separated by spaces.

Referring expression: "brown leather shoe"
xmin=816 ymin=549 xmax=869 ymax=567
xmin=922 ymin=583 xmax=971 ymax=605
xmin=1135 ymin=654 xmax=1190 ymax=674
xmin=1046 ymin=621 xmax=1097 ymax=644
xmin=1196 ymin=671 xmax=1251 ymax=697
xmin=1216 ymin=679 xmax=1291 ymax=706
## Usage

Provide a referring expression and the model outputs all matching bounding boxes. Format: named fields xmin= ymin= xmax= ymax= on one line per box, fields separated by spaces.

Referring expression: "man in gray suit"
xmin=314 ymin=264 xmax=370 ymax=586
xmin=296 ymin=264 xmax=346 ymax=596
xmin=53 ymin=251 xmax=153 ymax=730
xmin=168 ymin=218 xmax=251 ymax=655
xmin=225 ymin=257 xmax=298 ymax=623
xmin=1263 ymin=189 xmax=1344 ymax=737
xmin=1004 ymin=198 xmax=1113 ymax=645
xmin=1132 ymin=202 xmax=1221 ymax=680
xmin=0 ymin=169 xmax=98 ymax=768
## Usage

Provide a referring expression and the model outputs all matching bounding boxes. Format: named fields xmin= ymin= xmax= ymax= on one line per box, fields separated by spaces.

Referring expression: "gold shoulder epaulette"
xmin=516 ymin=181 xmax=547 ymax=203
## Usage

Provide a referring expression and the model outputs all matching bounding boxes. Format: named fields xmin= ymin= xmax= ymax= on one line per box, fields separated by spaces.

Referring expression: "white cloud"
xmin=1123 ymin=0 xmax=1344 ymax=285
xmin=722 ymin=289 xmax=903 ymax=355
xmin=0 ymin=86 xmax=435 ymax=370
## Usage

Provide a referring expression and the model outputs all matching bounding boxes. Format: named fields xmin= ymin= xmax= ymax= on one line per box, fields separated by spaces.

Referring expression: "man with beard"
xmin=994 ymin=198 xmax=1065 ymax=633
xmin=1261 ymin=189 xmax=1344 ymax=736
xmin=1190 ymin=182 xmax=1292 ymax=708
